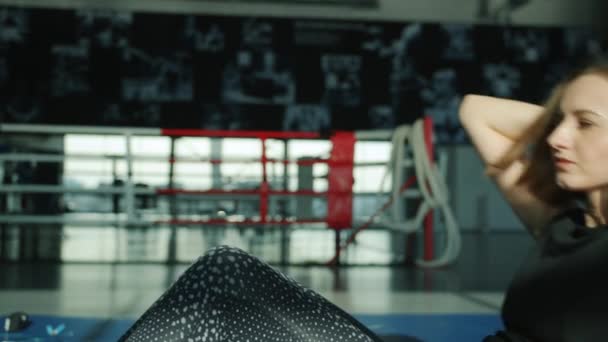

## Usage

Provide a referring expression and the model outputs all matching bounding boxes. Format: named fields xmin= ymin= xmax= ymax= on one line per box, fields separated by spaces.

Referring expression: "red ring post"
xmin=326 ymin=131 xmax=356 ymax=230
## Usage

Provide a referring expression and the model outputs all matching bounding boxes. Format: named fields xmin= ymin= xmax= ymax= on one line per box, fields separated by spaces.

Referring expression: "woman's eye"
xmin=578 ymin=120 xmax=593 ymax=128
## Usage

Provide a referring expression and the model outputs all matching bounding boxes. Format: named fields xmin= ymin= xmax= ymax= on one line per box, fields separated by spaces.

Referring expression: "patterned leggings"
xmin=119 ymin=246 xmax=383 ymax=342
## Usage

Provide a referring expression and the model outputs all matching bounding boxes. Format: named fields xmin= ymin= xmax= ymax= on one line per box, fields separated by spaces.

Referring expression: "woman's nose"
xmin=547 ymin=124 xmax=571 ymax=150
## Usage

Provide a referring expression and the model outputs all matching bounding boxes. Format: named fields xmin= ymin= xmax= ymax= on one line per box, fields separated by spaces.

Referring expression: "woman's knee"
xmin=198 ymin=245 xmax=250 ymax=265
xmin=188 ymin=245 xmax=256 ymax=278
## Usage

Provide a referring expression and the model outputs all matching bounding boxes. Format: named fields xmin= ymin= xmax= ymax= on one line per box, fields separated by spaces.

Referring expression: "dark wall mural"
xmin=0 ymin=6 xmax=604 ymax=144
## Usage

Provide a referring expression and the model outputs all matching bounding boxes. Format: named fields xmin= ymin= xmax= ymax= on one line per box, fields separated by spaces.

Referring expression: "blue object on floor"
xmin=0 ymin=314 xmax=503 ymax=341
xmin=357 ymin=314 xmax=504 ymax=341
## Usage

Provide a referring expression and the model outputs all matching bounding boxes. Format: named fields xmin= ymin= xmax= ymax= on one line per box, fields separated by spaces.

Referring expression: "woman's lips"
xmin=554 ymin=158 xmax=574 ymax=169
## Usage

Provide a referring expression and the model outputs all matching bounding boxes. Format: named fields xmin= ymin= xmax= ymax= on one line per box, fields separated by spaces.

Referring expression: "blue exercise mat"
xmin=357 ymin=314 xmax=503 ymax=341
xmin=1 ymin=314 xmax=503 ymax=341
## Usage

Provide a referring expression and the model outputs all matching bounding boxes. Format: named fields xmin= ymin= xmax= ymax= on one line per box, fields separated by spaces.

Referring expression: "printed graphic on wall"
xmin=121 ymin=48 xmax=193 ymax=102
xmin=0 ymin=6 xmax=604 ymax=144
xmin=222 ymin=48 xmax=295 ymax=105
xmin=283 ymin=104 xmax=330 ymax=132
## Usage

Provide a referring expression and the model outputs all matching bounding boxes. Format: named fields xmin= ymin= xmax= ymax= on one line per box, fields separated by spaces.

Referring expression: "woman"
xmin=460 ymin=60 xmax=608 ymax=341
xmin=119 ymin=60 xmax=608 ymax=341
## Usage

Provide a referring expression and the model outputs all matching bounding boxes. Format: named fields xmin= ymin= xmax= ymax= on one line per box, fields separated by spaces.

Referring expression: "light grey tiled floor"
xmin=0 ymin=228 xmax=532 ymax=320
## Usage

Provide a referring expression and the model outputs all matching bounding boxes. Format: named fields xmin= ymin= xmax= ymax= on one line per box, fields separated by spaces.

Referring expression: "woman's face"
xmin=547 ymin=72 xmax=608 ymax=191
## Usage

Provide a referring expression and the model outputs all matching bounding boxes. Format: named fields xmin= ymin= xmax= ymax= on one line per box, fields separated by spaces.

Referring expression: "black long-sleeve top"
xmin=484 ymin=208 xmax=608 ymax=342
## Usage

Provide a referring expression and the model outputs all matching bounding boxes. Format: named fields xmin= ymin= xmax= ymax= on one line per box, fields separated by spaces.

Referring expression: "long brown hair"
xmin=489 ymin=61 xmax=608 ymax=219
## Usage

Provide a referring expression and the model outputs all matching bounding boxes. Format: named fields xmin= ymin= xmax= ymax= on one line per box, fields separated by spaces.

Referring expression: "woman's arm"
xmin=459 ymin=95 xmax=561 ymax=237
xmin=459 ymin=94 xmax=544 ymax=167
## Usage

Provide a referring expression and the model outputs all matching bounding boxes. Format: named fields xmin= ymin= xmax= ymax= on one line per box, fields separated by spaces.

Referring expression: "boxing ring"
xmin=0 ymin=119 xmax=460 ymax=267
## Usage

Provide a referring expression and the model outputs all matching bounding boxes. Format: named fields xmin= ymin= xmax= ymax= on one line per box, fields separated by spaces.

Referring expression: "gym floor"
xmin=0 ymin=228 xmax=533 ymax=323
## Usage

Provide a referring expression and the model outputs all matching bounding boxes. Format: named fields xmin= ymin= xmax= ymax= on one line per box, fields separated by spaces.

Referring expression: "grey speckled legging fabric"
xmin=119 ymin=246 xmax=383 ymax=342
